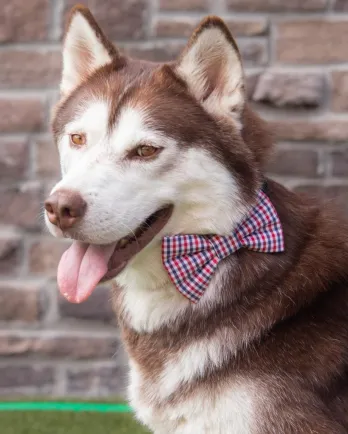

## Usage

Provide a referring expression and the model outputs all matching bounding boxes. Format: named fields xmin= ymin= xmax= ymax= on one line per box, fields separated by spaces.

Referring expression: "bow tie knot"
xmin=210 ymin=235 xmax=244 ymax=260
xmin=162 ymin=190 xmax=285 ymax=303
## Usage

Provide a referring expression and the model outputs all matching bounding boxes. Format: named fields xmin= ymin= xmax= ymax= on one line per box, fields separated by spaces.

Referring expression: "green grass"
xmin=0 ymin=399 xmax=150 ymax=434
xmin=0 ymin=411 xmax=150 ymax=434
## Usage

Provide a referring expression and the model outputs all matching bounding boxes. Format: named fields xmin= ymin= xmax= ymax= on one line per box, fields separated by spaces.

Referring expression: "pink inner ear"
xmin=201 ymin=56 xmax=226 ymax=102
xmin=73 ymin=41 xmax=94 ymax=81
xmin=175 ymin=19 xmax=243 ymax=110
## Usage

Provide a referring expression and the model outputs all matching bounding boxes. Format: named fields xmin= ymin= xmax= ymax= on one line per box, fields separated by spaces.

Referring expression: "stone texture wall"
xmin=0 ymin=0 xmax=348 ymax=396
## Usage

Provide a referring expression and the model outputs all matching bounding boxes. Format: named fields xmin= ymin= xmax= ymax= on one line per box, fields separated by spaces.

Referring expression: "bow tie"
xmin=162 ymin=189 xmax=284 ymax=303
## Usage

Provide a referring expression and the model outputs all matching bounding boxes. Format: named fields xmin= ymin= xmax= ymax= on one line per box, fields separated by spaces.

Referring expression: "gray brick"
xmin=0 ymin=365 xmax=54 ymax=388
xmin=59 ymin=285 xmax=115 ymax=322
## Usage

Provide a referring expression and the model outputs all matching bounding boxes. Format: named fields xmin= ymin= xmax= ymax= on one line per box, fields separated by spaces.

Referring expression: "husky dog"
xmin=45 ymin=5 xmax=348 ymax=433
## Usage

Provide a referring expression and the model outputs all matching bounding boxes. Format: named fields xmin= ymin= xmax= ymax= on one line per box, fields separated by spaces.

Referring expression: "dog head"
xmin=45 ymin=6 xmax=273 ymax=303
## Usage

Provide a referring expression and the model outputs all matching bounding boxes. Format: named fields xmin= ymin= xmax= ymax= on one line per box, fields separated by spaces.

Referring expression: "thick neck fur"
xmin=114 ymin=170 xmax=251 ymax=333
xmin=113 ymin=178 xmax=348 ymax=374
xmin=113 ymin=178 xmax=348 ymax=433
xmin=115 ymin=173 xmax=347 ymax=335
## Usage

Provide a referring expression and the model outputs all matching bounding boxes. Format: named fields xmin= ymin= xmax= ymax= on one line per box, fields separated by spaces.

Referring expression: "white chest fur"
xmin=128 ymin=361 xmax=258 ymax=434
xmin=116 ymin=232 xmax=258 ymax=433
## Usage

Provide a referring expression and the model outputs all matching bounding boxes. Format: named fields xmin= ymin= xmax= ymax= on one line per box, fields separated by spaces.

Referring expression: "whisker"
xmin=116 ymin=222 xmax=141 ymax=250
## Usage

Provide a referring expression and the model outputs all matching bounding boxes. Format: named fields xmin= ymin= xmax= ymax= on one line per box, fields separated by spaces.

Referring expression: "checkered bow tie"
xmin=162 ymin=190 xmax=284 ymax=303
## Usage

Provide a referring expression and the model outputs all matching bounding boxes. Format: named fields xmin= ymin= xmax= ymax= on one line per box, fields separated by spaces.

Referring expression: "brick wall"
xmin=0 ymin=0 xmax=348 ymax=396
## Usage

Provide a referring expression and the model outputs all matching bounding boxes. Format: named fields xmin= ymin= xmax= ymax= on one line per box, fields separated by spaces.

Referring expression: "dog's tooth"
xmin=118 ymin=238 xmax=128 ymax=248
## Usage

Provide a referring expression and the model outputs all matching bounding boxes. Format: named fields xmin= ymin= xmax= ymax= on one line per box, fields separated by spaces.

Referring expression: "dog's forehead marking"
xmin=111 ymin=107 xmax=146 ymax=149
xmin=63 ymin=96 xmax=163 ymax=155
xmin=65 ymin=99 xmax=109 ymax=135
xmin=110 ymin=106 xmax=163 ymax=153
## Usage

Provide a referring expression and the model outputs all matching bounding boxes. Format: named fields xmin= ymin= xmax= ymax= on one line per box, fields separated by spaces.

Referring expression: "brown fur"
xmin=56 ymin=8 xmax=348 ymax=432
xmin=114 ymin=180 xmax=348 ymax=432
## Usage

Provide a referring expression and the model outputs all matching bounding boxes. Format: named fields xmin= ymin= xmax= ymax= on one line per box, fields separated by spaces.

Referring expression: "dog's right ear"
xmin=61 ymin=5 xmax=121 ymax=96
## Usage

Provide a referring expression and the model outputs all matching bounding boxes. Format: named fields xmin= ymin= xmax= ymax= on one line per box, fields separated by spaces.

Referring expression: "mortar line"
xmin=49 ymin=0 xmax=64 ymax=41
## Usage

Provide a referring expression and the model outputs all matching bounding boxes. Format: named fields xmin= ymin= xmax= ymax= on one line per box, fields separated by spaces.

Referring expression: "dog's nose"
xmin=45 ymin=189 xmax=87 ymax=230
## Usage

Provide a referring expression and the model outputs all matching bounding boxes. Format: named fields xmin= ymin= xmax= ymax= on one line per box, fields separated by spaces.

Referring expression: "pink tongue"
xmin=57 ymin=241 xmax=116 ymax=304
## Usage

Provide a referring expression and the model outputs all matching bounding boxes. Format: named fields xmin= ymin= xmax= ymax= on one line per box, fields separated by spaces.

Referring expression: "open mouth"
xmin=57 ymin=205 xmax=173 ymax=303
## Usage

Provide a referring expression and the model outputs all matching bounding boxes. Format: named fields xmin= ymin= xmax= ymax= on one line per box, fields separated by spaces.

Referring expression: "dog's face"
xmin=45 ymin=6 xmax=269 ymax=303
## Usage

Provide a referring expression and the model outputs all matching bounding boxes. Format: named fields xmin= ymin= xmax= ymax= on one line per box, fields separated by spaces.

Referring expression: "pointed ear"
xmin=175 ymin=16 xmax=245 ymax=126
xmin=61 ymin=5 xmax=120 ymax=96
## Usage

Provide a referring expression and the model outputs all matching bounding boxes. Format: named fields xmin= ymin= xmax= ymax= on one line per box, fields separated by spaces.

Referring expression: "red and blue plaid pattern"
xmin=162 ymin=190 xmax=284 ymax=303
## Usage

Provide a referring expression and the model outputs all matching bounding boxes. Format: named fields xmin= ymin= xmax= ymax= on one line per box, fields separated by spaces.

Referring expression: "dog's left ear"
xmin=175 ymin=16 xmax=245 ymax=125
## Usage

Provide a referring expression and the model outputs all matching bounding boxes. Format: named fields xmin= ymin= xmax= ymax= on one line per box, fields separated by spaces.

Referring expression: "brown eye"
xmin=70 ymin=133 xmax=86 ymax=147
xmin=136 ymin=145 xmax=158 ymax=158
